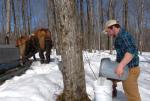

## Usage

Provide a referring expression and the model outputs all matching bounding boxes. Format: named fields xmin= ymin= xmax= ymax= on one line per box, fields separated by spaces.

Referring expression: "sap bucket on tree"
xmin=94 ymin=77 xmax=113 ymax=101
xmin=99 ymin=58 xmax=129 ymax=80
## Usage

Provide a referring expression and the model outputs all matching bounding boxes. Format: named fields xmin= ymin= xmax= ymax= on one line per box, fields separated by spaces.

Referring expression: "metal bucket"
xmin=99 ymin=58 xmax=129 ymax=80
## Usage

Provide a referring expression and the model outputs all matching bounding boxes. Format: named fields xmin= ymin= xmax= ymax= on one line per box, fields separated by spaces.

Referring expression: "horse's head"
xmin=16 ymin=35 xmax=30 ymax=65
xmin=16 ymin=35 xmax=29 ymax=58
xmin=16 ymin=35 xmax=38 ymax=64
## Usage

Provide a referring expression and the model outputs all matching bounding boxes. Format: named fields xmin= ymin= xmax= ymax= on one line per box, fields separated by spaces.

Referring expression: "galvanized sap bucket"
xmin=99 ymin=58 xmax=129 ymax=80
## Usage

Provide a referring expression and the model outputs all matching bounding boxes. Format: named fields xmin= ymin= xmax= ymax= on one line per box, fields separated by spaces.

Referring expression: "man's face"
xmin=106 ymin=26 xmax=115 ymax=37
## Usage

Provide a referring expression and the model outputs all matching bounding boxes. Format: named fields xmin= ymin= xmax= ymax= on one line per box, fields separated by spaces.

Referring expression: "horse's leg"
xmin=45 ymin=49 xmax=50 ymax=63
xmin=33 ymin=55 xmax=36 ymax=61
xmin=19 ymin=43 xmax=27 ymax=66
xmin=32 ymin=37 xmax=40 ymax=61
xmin=45 ymin=39 xmax=52 ymax=63
xmin=19 ymin=57 xmax=24 ymax=66
xmin=39 ymin=49 xmax=45 ymax=64
xmin=30 ymin=39 xmax=37 ymax=61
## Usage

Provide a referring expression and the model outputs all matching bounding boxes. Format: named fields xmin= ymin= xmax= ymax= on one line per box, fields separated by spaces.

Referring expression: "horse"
xmin=16 ymin=28 xmax=53 ymax=65
xmin=16 ymin=35 xmax=37 ymax=65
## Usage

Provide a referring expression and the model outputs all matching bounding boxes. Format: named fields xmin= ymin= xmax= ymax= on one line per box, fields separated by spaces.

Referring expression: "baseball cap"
xmin=103 ymin=20 xmax=118 ymax=34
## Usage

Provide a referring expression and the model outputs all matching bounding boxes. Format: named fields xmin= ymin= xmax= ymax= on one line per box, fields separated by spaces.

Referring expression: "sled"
xmin=0 ymin=45 xmax=20 ymax=70
xmin=0 ymin=45 xmax=32 ymax=84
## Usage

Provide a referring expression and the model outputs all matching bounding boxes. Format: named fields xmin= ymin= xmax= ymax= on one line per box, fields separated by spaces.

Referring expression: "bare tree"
xmin=139 ymin=0 xmax=144 ymax=54
xmin=98 ymin=0 xmax=104 ymax=50
xmin=87 ymin=0 xmax=94 ymax=51
xmin=123 ymin=0 xmax=129 ymax=31
xmin=47 ymin=0 xmax=51 ymax=30
xmin=16 ymin=0 xmax=22 ymax=37
xmin=1 ymin=0 xmax=6 ymax=36
xmin=51 ymin=0 xmax=63 ymax=55
xmin=27 ymin=0 xmax=32 ymax=34
xmin=6 ymin=0 xmax=11 ymax=34
xmin=22 ymin=0 xmax=27 ymax=34
xmin=1 ymin=0 xmax=150 ymax=51
xmin=108 ymin=0 xmax=116 ymax=54
xmin=54 ymin=0 xmax=90 ymax=100
xmin=79 ymin=0 xmax=84 ymax=49
xmin=11 ymin=0 xmax=17 ymax=36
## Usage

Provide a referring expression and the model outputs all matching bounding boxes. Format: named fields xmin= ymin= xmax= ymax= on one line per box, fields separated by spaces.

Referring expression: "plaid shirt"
xmin=114 ymin=28 xmax=139 ymax=68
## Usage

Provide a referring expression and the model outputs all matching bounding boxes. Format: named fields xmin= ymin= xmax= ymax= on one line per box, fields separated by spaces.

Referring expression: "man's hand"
xmin=115 ymin=64 xmax=124 ymax=77
xmin=115 ymin=52 xmax=133 ymax=77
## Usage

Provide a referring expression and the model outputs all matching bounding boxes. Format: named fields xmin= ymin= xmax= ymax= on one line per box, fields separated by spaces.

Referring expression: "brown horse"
xmin=16 ymin=35 xmax=37 ymax=65
xmin=33 ymin=28 xmax=53 ymax=63
xmin=16 ymin=28 xmax=53 ymax=65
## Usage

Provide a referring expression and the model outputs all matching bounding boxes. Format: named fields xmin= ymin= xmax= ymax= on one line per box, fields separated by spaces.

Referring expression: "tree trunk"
xmin=6 ymin=0 xmax=11 ymax=34
xmin=47 ymin=0 xmax=50 ymax=30
xmin=52 ymin=0 xmax=62 ymax=55
xmin=139 ymin=0 xmax=144 ymax=54
xmin=99 ymin=0 xmax=105 ymax=50
xmin=79 ymin=0 xmax=84 ymax=50
xmin=27 ymin=0 xmax=31 ymax=35
xmin=123 ymin=0 xmax=129 ymax=31
xmin=11 ymin=0 xmax=17 ymax=36
xmin=108 ymin=0 xmax=115 ymax=54
xmin=87 ymin=0 xmax=94 ymax=52
xmin=1 ymin=0 xmax=6 ymax=35
xmin=54 ymin=0 xmax=90 ymax=101
xmin=16 ymin=0 xmax=21 ymax=37
xmin=22 ymin=0 xmax=27 ymax=34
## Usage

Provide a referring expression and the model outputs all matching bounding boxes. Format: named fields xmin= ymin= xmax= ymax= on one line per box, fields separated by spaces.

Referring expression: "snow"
xmin=0 ymin=50 xmax=150 ymax=101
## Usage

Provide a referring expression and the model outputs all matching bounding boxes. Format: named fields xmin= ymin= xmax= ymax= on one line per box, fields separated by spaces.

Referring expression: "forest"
xmin=0 ymin=0 xmax=150 ymax=101
xmin=0 ymin=0 xmax=150 ymax=51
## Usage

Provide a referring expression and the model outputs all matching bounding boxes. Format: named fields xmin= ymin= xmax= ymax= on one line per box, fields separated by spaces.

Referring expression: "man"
xmin=103 ymin=20 xmax=141 ymax=101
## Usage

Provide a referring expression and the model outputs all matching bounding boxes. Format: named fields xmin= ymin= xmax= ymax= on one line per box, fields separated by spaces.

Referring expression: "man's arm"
xmin=115 ymin=52 xmax=133 ymax=77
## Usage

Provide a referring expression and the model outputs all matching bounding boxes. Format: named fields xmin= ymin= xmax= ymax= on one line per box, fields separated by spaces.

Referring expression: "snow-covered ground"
xmin=0 ymin=50 xmax=149 ymax=101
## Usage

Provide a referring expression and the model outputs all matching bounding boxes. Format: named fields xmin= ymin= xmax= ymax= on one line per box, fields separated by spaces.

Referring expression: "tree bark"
xmin=11 ymin=0 xmax=17 ymax=36
xmin=87 ymin=0 xmax=94 ymax=51
xmin=139 ymin=0 xmax=144 ymax=54
xmin=108 ymin=0 xmax=115 ymax=54
xmin=99 ymin=0 xmax=105 ymax=50
xmin=54 ymin=0 xmax=90 ymax=101
xmin=79 ymin=0 xmax=84 ymax=50
xmin=16 ymin=0 xmax=21 ymax=37
xmin=123 ymin=0 xmax=128 ymax=31
xmin=6 ymin=0 xmax=11 ymax=34
xmin=52 ymin=0 xmax=62 ymax=55
xmin=1 ymin=0 xmax=6 ymax=34
xmin=22 ymin=0 xmax=27 ymax=34
xmin=27 ymin=0 xmax=31 ymax=35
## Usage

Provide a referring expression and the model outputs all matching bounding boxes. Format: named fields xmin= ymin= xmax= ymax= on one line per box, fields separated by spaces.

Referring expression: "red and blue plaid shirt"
xmin=114 ymin=28 xmax=139 ymax=68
